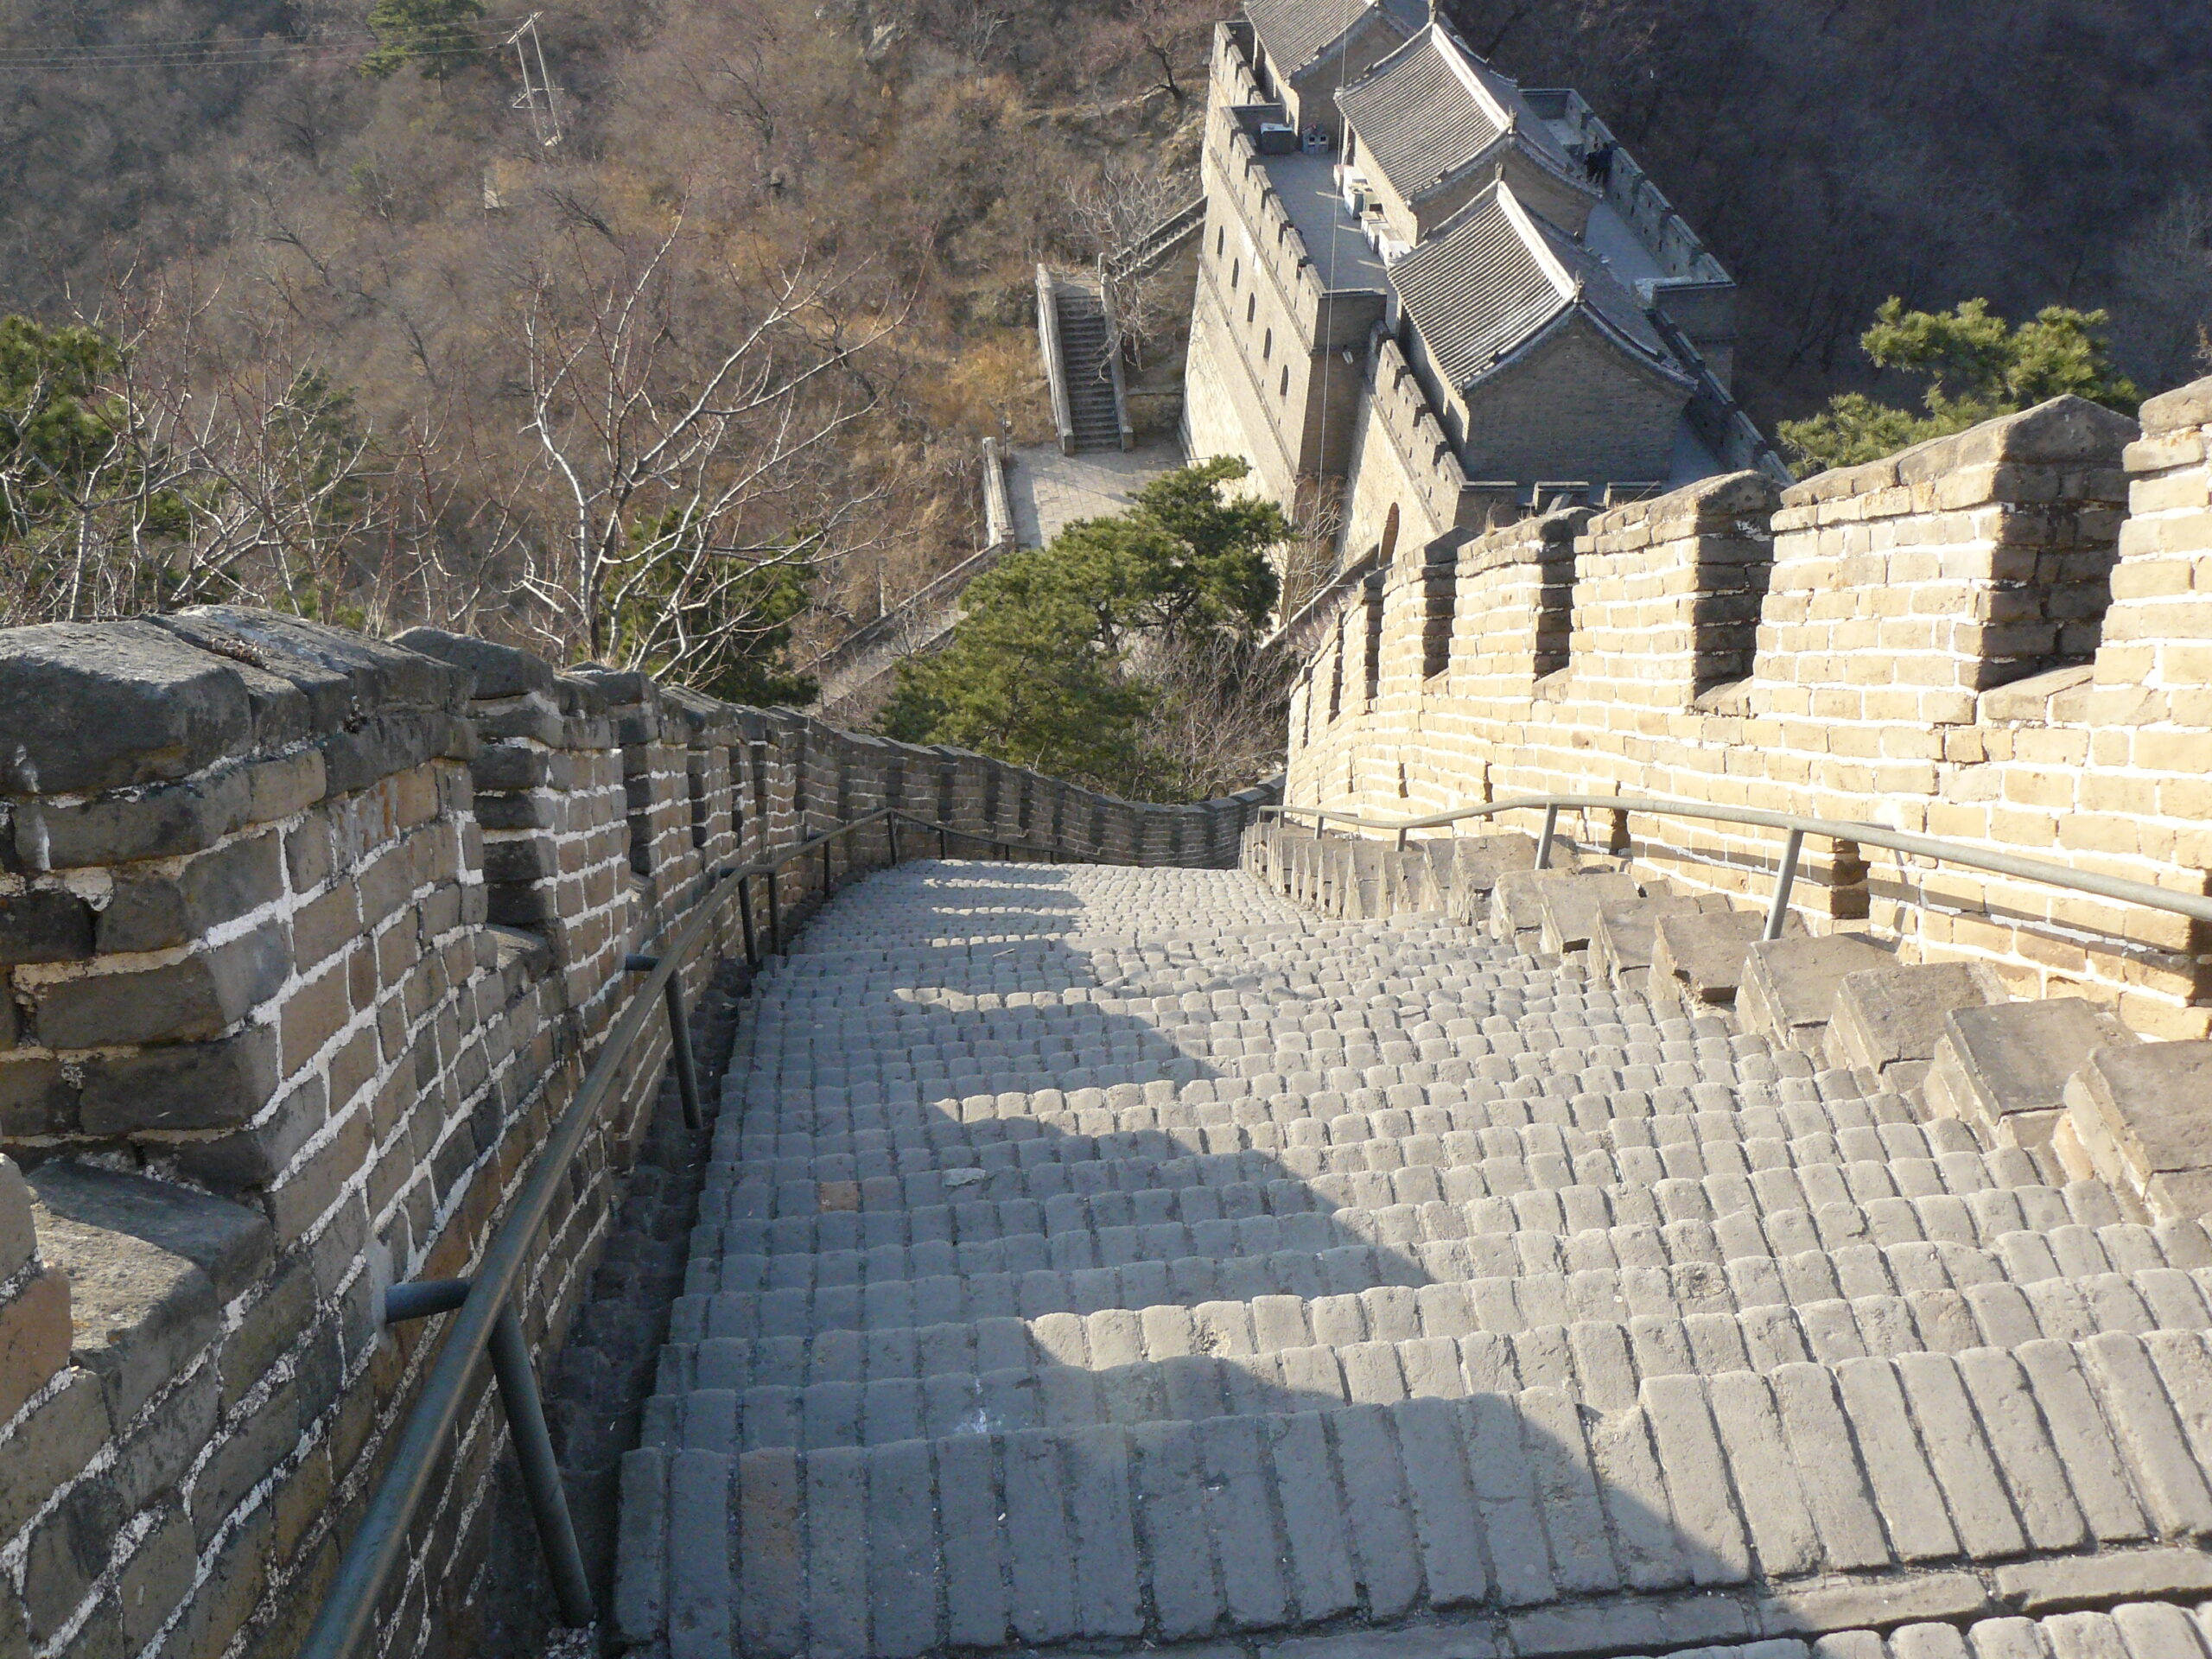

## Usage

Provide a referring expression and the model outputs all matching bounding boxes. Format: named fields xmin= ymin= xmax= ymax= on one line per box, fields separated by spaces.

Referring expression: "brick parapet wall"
xmin=1290 ymin=388 xmax=2212 ymax=1037
xmin=1568 ymin=470 xmax=1780 ymax=712
xmin=1363 ymin=334 xmax=1490 ymax=539
xmin=0 ymin=610 xmax=1276 ymax=1659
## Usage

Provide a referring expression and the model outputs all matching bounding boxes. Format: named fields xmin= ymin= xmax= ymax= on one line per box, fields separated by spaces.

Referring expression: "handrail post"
xmin=486 ymin=1299 xmax=595 ymax=1627
xmin=1764 ymin=828 xmax=1806 ymax=941
xmin=939 ymin=823 xmax=950 ymax=858
xmin=736 ymin=875 xmax=758 ymax=970
xmin=887 ymin=814 xmax=899 ymax=866
xmin=1535 ymin=804 xmax=1560 ymax=870
xmin=821 ymin=838 xmax=833 ymax=895
xmin=663 ymin=974 xmax=702 ymax=1131
xmin=767 ymin=866 xmax=782 ymax=955
xmin=1395 ymin=825 xmax=1408 ymax=852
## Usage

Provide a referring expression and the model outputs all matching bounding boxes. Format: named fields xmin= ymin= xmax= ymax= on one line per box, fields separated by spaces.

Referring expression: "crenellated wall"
xmin=0 ymin=610 xmax=1274 ymax=1659
xmin=1290 ymin=386 xmax=2212 ymax=1038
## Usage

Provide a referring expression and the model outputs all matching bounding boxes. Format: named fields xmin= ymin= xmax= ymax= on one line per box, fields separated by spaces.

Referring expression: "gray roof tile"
xmin=1335 ymin=24 xmax=1580 ymax=199
xmin=1246 ymin=0 xmax=1420 ymax=80
xmin=1390 ymin=183 xmax=1684 ymax=391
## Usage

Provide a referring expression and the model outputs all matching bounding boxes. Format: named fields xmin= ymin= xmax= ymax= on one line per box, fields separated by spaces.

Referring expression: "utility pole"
xmin=504 ymin=12 xmax=563 ymax=149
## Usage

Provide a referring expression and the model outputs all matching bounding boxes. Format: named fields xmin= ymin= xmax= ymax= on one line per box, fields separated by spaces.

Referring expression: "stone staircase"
xmin=1054 ymin=281 xmax=1124 ymax=453
xmin=613 ymin=851 xmax=2212 ymax=1659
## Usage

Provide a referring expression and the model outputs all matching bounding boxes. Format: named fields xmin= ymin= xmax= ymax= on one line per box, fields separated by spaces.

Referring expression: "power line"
xmin=0 ymin=17 xmax=545 ymax=73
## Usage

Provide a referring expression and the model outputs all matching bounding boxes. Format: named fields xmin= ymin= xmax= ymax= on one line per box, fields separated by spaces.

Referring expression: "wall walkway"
xmin=0 ymin=612 xmax=1272 ymax=1659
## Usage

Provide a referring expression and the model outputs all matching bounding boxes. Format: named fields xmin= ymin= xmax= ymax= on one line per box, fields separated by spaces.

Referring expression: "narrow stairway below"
xmin=1052 ymin=281 xmax=1123 ymax=454
xmin=615 ymin=859 xmax=2212 ymax=1659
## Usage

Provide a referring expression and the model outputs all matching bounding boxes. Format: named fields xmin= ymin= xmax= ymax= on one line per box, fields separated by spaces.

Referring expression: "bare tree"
xmin=509 ymin=217 xmax=906 ymax=687
xmin=1134 ymin=639 xmax=1294 ymax=799
xmin=0 ymin=276 xmax=504 ymax=631
xmin=2115 ymin=190 xmax=2212 ymax=389
xmin=1075 ymin=156 xmax=1197 ymax=368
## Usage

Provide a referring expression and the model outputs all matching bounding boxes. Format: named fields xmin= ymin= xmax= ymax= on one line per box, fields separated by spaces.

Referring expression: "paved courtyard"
xmin=1006 ymin=440 xmax=1185 ymax=546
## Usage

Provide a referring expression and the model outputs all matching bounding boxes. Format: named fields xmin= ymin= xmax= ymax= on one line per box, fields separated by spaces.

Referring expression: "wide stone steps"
xmin=644 ymin=1262 xmax=2212 ymax=1451
xmin=671 ymin=1217 xmax=2212 ymax=1357
xmin=699 ymin=1138 xmax=2082 ymax=1243
xmin=619 ymin=1329 xmax=2212 ymax=1656
xmin=616 ymin=860 xmax=2212 ymax=1656
xmin=710 ymin=1084 xmax=1954 ymax=1170
xmin=717 ymin=1069 xmax=1929 ymax=1157
xmin=681 ymin=1192 xmax=2171 ymax=1313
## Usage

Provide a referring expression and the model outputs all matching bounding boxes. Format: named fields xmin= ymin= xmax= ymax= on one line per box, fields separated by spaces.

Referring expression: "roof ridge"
xmin=1494 ymin=184 xmax=1576 ymax=304
xmin=1427 ymin=22 xmax=1516 ymax=134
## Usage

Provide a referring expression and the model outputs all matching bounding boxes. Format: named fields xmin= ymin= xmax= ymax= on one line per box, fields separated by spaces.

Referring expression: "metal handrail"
xmin=300 ymin=809 xmax=1106 ymax=1659
xmin=1256 ymin=794 xmax=2212 ymax=942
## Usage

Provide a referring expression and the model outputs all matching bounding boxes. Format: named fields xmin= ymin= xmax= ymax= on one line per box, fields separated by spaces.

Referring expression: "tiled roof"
xmin=1390 ymin=183 xmax=1683 ymax=391
xmin=1246 ymin=0 xmax=1421 ymax=79
xmin=1334 ymin=24 xmax=1580 ymax=199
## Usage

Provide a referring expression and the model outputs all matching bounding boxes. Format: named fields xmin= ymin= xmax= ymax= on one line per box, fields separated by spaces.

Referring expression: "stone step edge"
xmin=706 ymin=1095 xmax=1972 ymax=1177
xmin=645 ymin=1268 xmax=2212 ymax=1415
xmin=703 ymin=1123 xmax=2012 ymax=1205
xmin=715 ymin=1050 xmax=1851 ymax=1120
xmin=701 ymin=1147 xmax=2079 ymax=1242
xmin=685 ymin=1197 xmax=2177 ymax=1303
xmin=674 ymin=1228 xmax=2212 ymax=1351
xmin=611 ymin=1332 xmax=2212 ymax=1652
xmin=938 ymin=1558 xmax=2212 ymax=1659
xmin=768 ymin=917 xmax=1449 ymax=962
xmin=702 ymin=1154 xmax=2062 ymax=1236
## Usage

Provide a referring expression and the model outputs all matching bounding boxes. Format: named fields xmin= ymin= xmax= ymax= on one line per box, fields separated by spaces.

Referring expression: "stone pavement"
xmin=614 ymin=857 xmax=2212 ymax=1659
xmin=1006 ymin=441 xmax=1184 ymax=547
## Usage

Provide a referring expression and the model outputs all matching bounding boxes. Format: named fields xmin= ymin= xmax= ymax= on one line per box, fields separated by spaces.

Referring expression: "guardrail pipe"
xmin=1535 ymin=805 xmax=1560 ymax=870
xmin=1764 ymin=827 xmax=1805 ymax=942
xmin=1255 ymin=792 xmax=2212 ymax=930
xmin=378 ymin=1277 xmax=593 ymax=1629
xmin=664 ymin=976 xmax=702 ymax=1131
xmin=486 ymin=1300 xmax=596 ymax=1625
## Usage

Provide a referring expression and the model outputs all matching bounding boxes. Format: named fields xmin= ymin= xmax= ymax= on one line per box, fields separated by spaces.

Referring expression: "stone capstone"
xmin=28 ymin=1164 xmax=270 ymax=1425
xmin=1738 ymin=933 xmax=1893 ymax=1052
xmin=1923 ymin=998 xmax=2129 ymax=1149
xmin=393 ymin=626 xmax=559 ymax=702
xmin=0 ymin=621 xmax=254 ymax=796
xmin=2060 ymin=1040 xmax=2212 ymax=1220
xmin=1821 ymin=960 xmax=2008 ymax=1091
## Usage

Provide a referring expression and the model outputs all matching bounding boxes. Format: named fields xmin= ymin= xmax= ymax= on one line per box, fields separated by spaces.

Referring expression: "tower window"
xmin=1246 ymin=294 xmax=1256 ymax=325
xmin=1280 ymin=365 xmax=1290 ymax=398
xmin=1230 ymin=258 xmax=1239 ymax=289
xmin=1262 ymin=328 xmax=1273 ymax=360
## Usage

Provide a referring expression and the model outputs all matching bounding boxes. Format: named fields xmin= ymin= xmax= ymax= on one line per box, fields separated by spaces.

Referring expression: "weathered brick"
xmin=0 ymin=1265 xmax=72 ymax=1421
xmin=0 ymin=1056 xmax=79 ymax=1136
xmin=78 ymin=1026 xmax=280 ymax=1135
xmin=99 ymin=832 xmax=284 ymax=956
xmin=35 ymin=924 xmax=289 ymax=1049
xmin=0 ymin=888 xmax=94 ymax=967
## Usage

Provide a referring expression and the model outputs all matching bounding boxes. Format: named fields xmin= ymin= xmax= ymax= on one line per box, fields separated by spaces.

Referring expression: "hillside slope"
xmin=1 ymin=0 xmax=2207 ymax=656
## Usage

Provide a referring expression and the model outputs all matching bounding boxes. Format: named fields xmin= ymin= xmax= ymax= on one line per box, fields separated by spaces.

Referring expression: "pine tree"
xmin=1780 ymin=298 xmax=2140 ymax=475
xmin=360 ymin=0 xmax=486 ymax=80
xmin=878 ymin=458 xmax=1287 ymax=795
